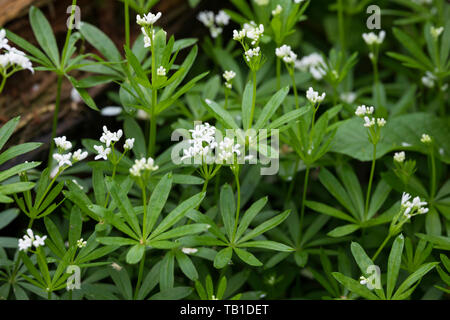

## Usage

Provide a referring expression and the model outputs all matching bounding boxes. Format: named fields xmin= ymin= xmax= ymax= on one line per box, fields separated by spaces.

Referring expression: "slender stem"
xmin=248 ymin=71 xmax=257 ymax=128
xmin=134 ymin=250 xmax=145 ymax=300
xmin=28 ymin=218 xmax=34 ymax=229
xmin=365 ymin=144 xmax=377 ymax=218
xmin=0 ymin=75 xmax=6 ymax=94
xmin=224 ymin=88 xmax=229 ymax=109
xmin=337 ymin=0 xmax=346 ymax=53
xmin=124 ymin=0 xmax=130 ymax=48
xmin=276 ymin=58 xmax=281 ymax=90
xmin=430 ymin=147 xmax=436 ymax=199
xmin=141 ymin=180 xmax=147 ymax=237
xmin=61 ymin=0 xmax=77 ymax=68
xmin=148 ymin=26 xmax=157 ymax=156
xmin=232 ymin=169 xmax=241 ymax=241
xmin=299 ymin=166 xmax=310 ymax=238
xmin=289 ymin=69 xmax=299 ymax=109
xmin=48 ymin=75 xmax=64 ymax=167
xmin=372 ymin=234 xmax=391 ymax=261
xmin=286 ymin=159 xmax=300 ymax=202
xmin=196 ymin=179 xmax=208 ymax=210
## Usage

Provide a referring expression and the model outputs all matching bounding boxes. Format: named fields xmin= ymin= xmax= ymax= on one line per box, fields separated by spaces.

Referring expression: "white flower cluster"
xmin=421 ymin=71 xmax=437 ymax=88
xmin=157 ymin=66 xmax=166 ymax=76
xmin=181 ymin=121 xmax=242 ymax=164
xmin=275 ymin=45 xmax=297 ymax=64
xmin=0 ymin=30 xmax=33 ymax=74
xmin=393 ymin=151 xmax=405 ymax=163
xmin=94 ymin=126 xmax=133 ymax=161
xmin=306 ymin=87 xmax=326 ymax=104
xmin=233 ymin=21 xmax=264 ymax=67
xmin=18 ymin=229 xmax=47 ymax=251
xmin=295 ymin=53 xmax=327 ymax=80
xmin=136 ymin=12 xmax=162 ymax=26
xmin=354 ymin=105 xmax=386 ymax=128
xmin=142 ymin=28 xmax=155 ymax=48
xmin=223 ymin=70 xmax=236 ymax=89
xmin=129 ymin=157 xmax=159 ymax=177
xmin=272 ymin=5 xmax=283 ymax=16
xmin=197 ymin=10 xmax=230 ymax=38
xmin=244 ymin=47 xmax=260 ymax=62
xmin=362 ymin=30 xmax=386 ymax=46
xmin=420 ymin=133 xmax=432 ymax=144
xmin=401 ymin=192 xmax=428 ymax=219
xmin=53 ymin=136 xmax=88 ymax=169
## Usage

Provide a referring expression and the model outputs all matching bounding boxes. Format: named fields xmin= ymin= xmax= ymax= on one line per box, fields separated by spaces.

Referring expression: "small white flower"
xmin=244 ymin=23 xmax=264 ymax=45
xmin=244 ymin=47 xmax=261 ymax=62
xmin=33 ymin=235 xmax=47 ymax=248
xmin=94 ymin=145 xmax=111 ymax=160
xmin=355 ymin=105 xmax=374 ymax=117
xmin=430 ymin=26 xmax=444 ymax=39
xmin=359 ymin=276 xmax=368 ymax=285
xmin=72 ymin=149 xmax=88 ymax=161
xmin=377 ymin=118 xmax=386 ymax=127
xmin=401 ymin=192 xmax=411 ymax=207
xmin=215 ymin=10 xmax=230 ymax=26
xmin=394 ymin=151 xmax=405 ymax=163
xmin=233 ymin=29 xmax=246 ymax=41
xmin=197 ymin=11 xmax=215 ymax=27
xmin=421 ymin=71 xmax=436 ymax=88
xmin=340 ymin=92 xmax=357 ymax=104
xmin=18 ymin=229 xmax=47 ymax=251
xmin=272 ymin=4 xmax=283 ymax=16
xmin=306 ymin=87 xmax=326 ymax=104
xmin=181 ymin=248 xmax=198 ymax=254
xmin=223 ymin=70 xmax=236 ymax=82
xmin=136 ymin=12 xmax=162 ymax=26
xmin=0 ymin=29 xmax=10 ymax=50
xmin=275 ymin=45 xmax=297 ymax=64
xmin=363 ymin=116 xmax=375 ymax=128
xmin=54 ymin=136 xmax=72 ymax=151
xmin=295 ymin=53 xmax=327 ymax=80
xmin=129 ymin=157 xmax=158 ymax=176
xmin=100 ymin=126 xmax=123 ymax=147
xmin=420 ymin=134 xmax=432 ymax=144
xmin=77 ymin=238 xmax=87 ymax=248
xmin=53 ymin=152 xmax=73 ymax=168
xmin=157 ymin=66 xmax=166 ymax=76
xmin=124 ymin=138 xmax=135 ymax=150
xmin=362 ymin=30 xmax=386 ymax=45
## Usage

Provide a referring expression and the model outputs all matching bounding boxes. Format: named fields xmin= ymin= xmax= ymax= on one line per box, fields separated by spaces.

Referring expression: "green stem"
xmin=134 ymin=250 xmax=145 ymax=299
xmin=48 ymin=75 xmax=64 ymax=167
xmin=286 ymin=159 xmax=300 ymax=202
xmin=232 ymin=169 xmax=241 ymax=241
xmin=248 ymin=71 xmax=257 ymax=128
xmin=365 ymin=143 xmax=377 ymax=218
xmin=148 ymin=26 xmax=157 ymax=156
xmin=60 ymin=0 xmax=77 ymax=68
xmin=124 ymin=0 xmax=130 ymax=48
xmin=299 ymin=166 xmax=310 ymax=238
xmin=28 ymin=218 xmax=34 ymax=229
xmin=0 ymin=75 xmax=6 ymax=94
xmin=372 ymin=233 xmax=391 ymax=261
xmin=289 ymin=69 xmax=299 ymax=109
xmin=337 ymin=0 xmax=346 ymax=53
xmin=104 ymin=164 xmax=117 ymax=207
xmin=276 ymin=58 xmax=281 ymax=90
xmin=430 ymin=147 xmax=436 ymax=199
xmin=196 ymin=179 xmax=208 ymax=210
xmin=141 ymin=180 xmax=147 ymax=237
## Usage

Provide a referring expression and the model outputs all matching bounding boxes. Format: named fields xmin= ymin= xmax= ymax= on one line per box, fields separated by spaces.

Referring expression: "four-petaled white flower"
xmin=136 ymin=12 xmax=162 ymax=26
xmin=430 ymin=26 xmax=444 ymax=39
xmin=157 ymin=66 xmax=166 ymax=76
xmin=215 ymin=10 xmax=230 ymax=26
xmin=53 ymin=152 xmax=72 ymax=168
xmin=124 ymin=138 xmax=135 ymax=150
xmin=54 ymin=136 xmax=72 ymax=151
xmin=306 ymin=87 xmax=326 ymax=104
xmin=394 ymin=151 xmax=405 ymax=163
xmin=362 ymin=30 xmax=386 ymax=45
xmin=129 ymin=157 xmax=159 ymax=177
xmin=77 ymin=238 xmax=87 ymax=248
xmin=401 ymin=192 xmax=428 ymax=219
xmin=223 ymin=70 xmax=236 ymax=82
xmin=421 ymin=71 xmax=436 ymax=88
xmin=94 ymin=145 xmax=111 ymax=160
xmin=217 ymin=137 xmax=241 ymax=163
xmin=72 ymin=149 xmax=88 ymax=161
xmin=363 ymin=116 xmax=376 ymax=128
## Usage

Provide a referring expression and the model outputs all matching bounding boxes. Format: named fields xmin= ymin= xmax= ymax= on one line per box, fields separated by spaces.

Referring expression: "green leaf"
xmin=214 ymin=247 xmax=232 ymax=269
xmin=145 ymin=173 xmax=173 ymax=238
xmin=0 ymin=143 xmax=41 ymax=166
xmin=235 ymin=197 xmax=268 ymax=241
xmin=305 ymin=200 xmax=357 ymax=223
xmin=175 ymin=250 xmax=198 ymax=281
xmin=387 ymin=234 xmax=404 ymax=299
xmin=0 ymin=117 xmax=19 ymax=151
xmin=203 ymin=99 xmax=239 ymax=129
xmin=238 ymin=210 xmax=290 ymax=243
xmin=327 ymin=224 xmax=360 ymax=237
xmin=393 ymin=262 xmax=438 ymax=299
xmin=79 ymin=22 xmax=122 ymax=63
xmin=150 ymin=287 xmax=193 ymax=300
xmin=239 ymin=240 xmax=293 ymax=252
xmin=220 ymin=184 xmax=236 ymax=240
xmin=0 ymin=162 xmax=40 ymax=183
xmin=29 ymin=6 xmax=60 ymax=66
xmin=68 ymin=207 xmax=82 ymax=247
xmin=126 ymin=244 xmax=145 ymax=264
xmin=253 ymin=87 xmax=289 ymax=130
xmin=0 ymin=209 xmax=19 ymax=230
xmin=233 ymin=247 xmax=262 ymax=267
xmin=160 ymin=252 xmax=175 ymax=290
xmin=416 ymin=233 xmax=450 ymax=250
